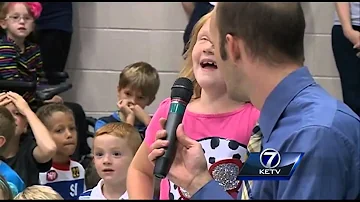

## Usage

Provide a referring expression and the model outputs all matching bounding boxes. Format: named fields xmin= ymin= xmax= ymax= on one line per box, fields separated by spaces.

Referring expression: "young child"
xmin=14 ymin=185 xmax=63 ymax=200
xmin=0 ymin=91 xmax=56 ymax=187
xmin=79 ymin=122 xmax=142 ymax=200
xmin=127 ymin=12 xmax=260 ymax=200
xmin=84 ymin=159 xmax=101 ymax=190
xmin=0 ymin=175 xmax=13 ymax=200
xmin=0 ymin=104 xmax=25 ymax=197
xmin=0 ymin=2 xmax=44 ymax=104
xmin=36 ymin=103 xmax=85 ymax=200
xmin=94 ymin=61 xmax=160 ymax=138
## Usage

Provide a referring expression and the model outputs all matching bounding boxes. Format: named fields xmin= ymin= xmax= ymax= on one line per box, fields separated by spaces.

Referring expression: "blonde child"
xmin=127 ymin=12 xmax=260 ymax=200
xmin=36 ymin=103 xmax=85 ymax=200
xmin=14 ymin=185 xmax=63 ymax=200
xmin=0 ymin=104 xmax=25 ymax=196
xmin=95 ymin=62 xmax=160 ymax=139
xmin=79 ymin=122 xmax=142 ymax=200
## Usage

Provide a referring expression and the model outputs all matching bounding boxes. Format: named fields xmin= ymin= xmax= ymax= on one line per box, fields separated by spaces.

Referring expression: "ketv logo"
xmin=238 ymin=148 xmax=304 ymax=180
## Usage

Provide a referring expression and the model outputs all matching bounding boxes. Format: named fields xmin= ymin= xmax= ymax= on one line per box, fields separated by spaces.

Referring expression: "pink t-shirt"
xmin=145 ymin=98 xmax=260 ymax=200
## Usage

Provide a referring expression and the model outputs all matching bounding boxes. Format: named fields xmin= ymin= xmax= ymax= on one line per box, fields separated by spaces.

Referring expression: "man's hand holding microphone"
xmin=149 ymin=77 xmax=212 ymax=197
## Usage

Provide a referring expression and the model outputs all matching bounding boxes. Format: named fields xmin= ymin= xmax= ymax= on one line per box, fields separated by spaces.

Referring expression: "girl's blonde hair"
xmin=180 ymin=11 xmax=213 ymax=100
xmin=0 ymin=175 xmax=13 ymax=200
xmin=14 ymin=185 xmax=63 ymax=200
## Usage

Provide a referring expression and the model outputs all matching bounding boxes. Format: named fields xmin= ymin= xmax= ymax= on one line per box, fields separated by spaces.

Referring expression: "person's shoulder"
xmin=0 ymin=37 xmax=17 ymax=52
xmin=224 ymin=102 xmax=260 ymax=123
xmin=78 ymin=189 xmax=92 ymax=200
xmin=25 ymin=40 xmax=41 ymax=52
xmin=152 ymin=97 xmax=172 ymax=115
xmin=239 ymin=102 xmax=260 ymax=117
xmin=0 ymin=162 xmax=25 ymax=193
xmin=287 ymin=124 xmax=357 ymax=156
xmin=0 ymin=36 xmax=14 ymax=46
xmin=70 ymin=160 xmax=85 ymax=170
xmin=97 ymin=112 xmax=121 ymax=124
xmin=159 ymin=97 xmax=171 ymax=107
xmin=335 ymin=101 xmax=360 ymax=125
xmin=0 ymin=162 xmax=21 ymax=181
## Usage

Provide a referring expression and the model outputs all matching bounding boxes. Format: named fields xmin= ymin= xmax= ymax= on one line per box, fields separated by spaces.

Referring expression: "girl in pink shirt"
xmin=127 ymin=12 xmax=259 ymax=200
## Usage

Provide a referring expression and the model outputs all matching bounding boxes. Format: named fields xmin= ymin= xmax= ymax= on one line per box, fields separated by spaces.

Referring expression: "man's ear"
xmin=225 ymin=34 xmax=242 ymax=63
xmin=0 ymin=136 xmax=7 ymax=149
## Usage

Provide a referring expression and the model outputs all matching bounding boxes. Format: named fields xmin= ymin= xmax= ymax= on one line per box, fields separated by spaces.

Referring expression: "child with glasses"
xmin=0 ymin=2 xmax=45 ymax=104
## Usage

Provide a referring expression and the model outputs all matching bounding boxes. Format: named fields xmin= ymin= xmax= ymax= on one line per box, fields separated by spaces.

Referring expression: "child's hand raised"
xmin=117 ymin=99 xmax=135 ymax=116
xmin=0 ymin=92 xmax=11 ymax=106
xmin=6 ymin=92 xmax=32 ymax=115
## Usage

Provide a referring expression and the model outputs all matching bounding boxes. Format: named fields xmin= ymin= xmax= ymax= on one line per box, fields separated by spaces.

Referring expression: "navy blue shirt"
xmin=36 ymin=2 xmax=73 ymax=33
xmin=192 ymin=67 xmax=360 ymax=200
xmin=95 ymin=111 xmax=147 ymax=139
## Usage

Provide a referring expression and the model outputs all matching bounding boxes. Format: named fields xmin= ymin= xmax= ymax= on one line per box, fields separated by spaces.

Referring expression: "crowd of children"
xmin=0 ymin=1 xmax=261 ymax=200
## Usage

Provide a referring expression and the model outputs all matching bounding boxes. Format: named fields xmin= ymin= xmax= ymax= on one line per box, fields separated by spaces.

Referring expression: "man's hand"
xmin=44 ymin=95 xmax=64 ymax=103
xmin=0 ymin=92 xmax=11 ymax=106
xmin=148 ymin=118 xmax=212 ymax=196
xmin=6 ymin=92 xmax=32 ymax=116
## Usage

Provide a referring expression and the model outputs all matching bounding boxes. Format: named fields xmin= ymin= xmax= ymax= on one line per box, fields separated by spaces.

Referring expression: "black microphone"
xmin=153 ymin=77 xmax=193 ymax=179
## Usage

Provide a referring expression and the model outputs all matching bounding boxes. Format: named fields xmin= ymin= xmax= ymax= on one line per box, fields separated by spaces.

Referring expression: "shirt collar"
xmin=259 ymin=66 xmax=316 ymax=142
xmin=1 ymin=35 xmax=31 ymax=53
xmin=91 ymin=179 xmax=129 ymax=200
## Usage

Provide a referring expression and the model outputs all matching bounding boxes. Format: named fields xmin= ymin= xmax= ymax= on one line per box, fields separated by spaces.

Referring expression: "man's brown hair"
xmin=0 ymin=106 xmax=15 ymax=153
xmin=215 ymin=2 xmax=305 ymax=65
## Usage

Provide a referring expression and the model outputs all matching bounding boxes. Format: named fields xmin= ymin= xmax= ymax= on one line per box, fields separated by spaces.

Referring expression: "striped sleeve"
xmin=0 ymin=41 xmax=18 ymax=80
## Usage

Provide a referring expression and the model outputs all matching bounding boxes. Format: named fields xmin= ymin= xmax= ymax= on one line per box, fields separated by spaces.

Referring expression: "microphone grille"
xmin=170 ymin=77 xmax=194 ymax=103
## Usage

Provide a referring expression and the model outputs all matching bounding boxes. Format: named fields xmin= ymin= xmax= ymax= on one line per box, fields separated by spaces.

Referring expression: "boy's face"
xmin=5 ymin=102 xmax=28 ymax=136
xmin=47 ymin=111 xmax=77 ymax=157
xmin=0 ymin=3 xmax=34 ymax=40
xmin=93 ymin=134 xmax=134 ymax=185
xmin=117 ymin=86 xmax=151 ymax=109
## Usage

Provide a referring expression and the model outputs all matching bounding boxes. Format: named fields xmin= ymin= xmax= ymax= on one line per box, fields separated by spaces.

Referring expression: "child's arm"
xmin=127 ymin=98 xmax=171 ymax=199
xmin=6 ymin=92 xmax=57 ymax=163
xmin=132 ymin=105 xmax=151 ymax=126
xmin=127 ymin=142 xmax=156 ymax=199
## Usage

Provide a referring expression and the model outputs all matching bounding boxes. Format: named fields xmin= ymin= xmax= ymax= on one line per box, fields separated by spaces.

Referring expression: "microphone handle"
xmin=153 ymin=100 xmax=187 ymax=179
